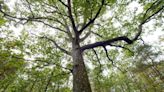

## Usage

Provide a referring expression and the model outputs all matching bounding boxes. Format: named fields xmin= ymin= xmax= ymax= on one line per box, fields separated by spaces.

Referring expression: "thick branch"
xmin=81 ymin=1 xmax=163 ymax=51
xmin=81 ymin=36 xmax=133 ymax=51
xmin=67 ymin=0 xmax=78 ymax=35
xmin=79 ymin=0 xmax=105 ymax=34
xmin=41 ymin=36 xmax=71 ymax=55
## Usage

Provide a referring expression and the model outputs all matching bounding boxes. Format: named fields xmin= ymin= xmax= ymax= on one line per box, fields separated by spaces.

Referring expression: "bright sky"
xmin=5 ymin=0 xmax=163 ymax=39
xmin=3 ymin=1 xmax=162 ymax=45
xmin=5 ymin=0 xmax=163 ymax=55
xmin=2 ymin=0 xmax=163 ymax=77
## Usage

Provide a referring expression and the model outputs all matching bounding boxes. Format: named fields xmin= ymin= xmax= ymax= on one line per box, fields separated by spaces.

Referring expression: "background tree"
xmin=0 ymin=0 xmax=163 ymax=92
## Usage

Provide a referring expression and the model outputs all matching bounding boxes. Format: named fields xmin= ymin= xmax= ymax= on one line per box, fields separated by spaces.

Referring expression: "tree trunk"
xmin=72 ymin=40 xmax=92 ymax=92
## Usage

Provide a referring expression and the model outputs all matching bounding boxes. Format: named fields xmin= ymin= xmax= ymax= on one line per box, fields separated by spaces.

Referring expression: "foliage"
xmin=0 ymin=0 xmax=163 ymax=92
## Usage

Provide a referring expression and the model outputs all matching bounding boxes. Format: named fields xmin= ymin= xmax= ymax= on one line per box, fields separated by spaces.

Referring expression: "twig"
xmin=59 ymin=0 xmax=68 ymax=7
xmin=25 ymin=0 xmax=34 ymax=17
xmin=91 ymin=31 xmax=104 ymax=38
xmin=40 ymin=36 xmax=71 ymax=55
xmin=92 ymin=48 xmax=102 ymax=73
xmin=109 ymin=44 xmax=134 ymax=55
xmin=102 ymin=46 xmax=114 ymax=64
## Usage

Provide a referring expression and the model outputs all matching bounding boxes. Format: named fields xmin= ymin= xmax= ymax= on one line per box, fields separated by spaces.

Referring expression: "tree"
xmin=0 ymin=0 xmax=163 ymax=92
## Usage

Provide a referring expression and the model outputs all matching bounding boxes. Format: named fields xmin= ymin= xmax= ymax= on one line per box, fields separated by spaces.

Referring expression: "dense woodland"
xmin=0 ymin=0 xmax=164 ymax=92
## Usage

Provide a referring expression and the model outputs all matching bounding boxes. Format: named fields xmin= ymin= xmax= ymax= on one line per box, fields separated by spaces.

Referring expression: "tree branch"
xmin=81 ymin=36 xmax=133 ymax=51
xmin=92 ymin=48 xmax=102 ymax=73
xmin=25 ymin=0 xmax=34 ymax=17
xmin=43 ymin=2 xmax=69 ymax=17
xmin=11 ymin=55 xmax=72 ymax=72
xmin=102 ymin=47 xmax=127 ymax=73
xmin=0 ymin=3 xmax=69 ymax=33
xmin=61 ymin=15 xmax=73 ymax=40
xmin=79 ymin=0 xmax=105 ymax=34
xmin=65 ymin=25 xmax=73 ymax=40
xmin=142 ymin=0 xmax=162 ymax=20
xmin=33 ymin=19 xmax=67 ymax=33
xmin=81 ymin=1 xmax=163 ymax=51
xmin=132 ymin=1 xmax=164 ymax=42
xmin=0 ymin=8 xmax=68 ymax=33
xmin=102 ymin=46 xmax=114 ymax=64
xmin=67 ymin=0 xmax=78 ymax=35
xmin=80 ymin=31 xmax=91 ymax=42
xmin=109 ymin=44 xmax=134 ymax=55
xmin=91 ymin=31 xmax=104 ymax=38
xmin=59 ymin=0 xmax=68 ymax=7
xmin=41 ymin=36 xmax=71 ymax=55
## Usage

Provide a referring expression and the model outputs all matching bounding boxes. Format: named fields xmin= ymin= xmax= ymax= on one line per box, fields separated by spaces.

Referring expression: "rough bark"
xmin=72 ymin=40 xmax=92 ymax=92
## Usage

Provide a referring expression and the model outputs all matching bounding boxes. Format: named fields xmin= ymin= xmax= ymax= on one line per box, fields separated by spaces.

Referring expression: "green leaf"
xmin=107 ymin=0 xmax=116 ymax=4
xmin=0 ymin=18 xmax=6 ymax=26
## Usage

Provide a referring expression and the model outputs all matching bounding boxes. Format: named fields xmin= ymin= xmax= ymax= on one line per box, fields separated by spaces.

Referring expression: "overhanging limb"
xmin=81 ymin=36 xmax=133 ymax=51
xmin=81 ymin=2 xmax=164 ymax=52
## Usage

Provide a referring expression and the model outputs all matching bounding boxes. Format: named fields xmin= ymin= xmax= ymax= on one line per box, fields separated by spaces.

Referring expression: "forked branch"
xmin=79 ymin=0 xmax=105 ymax=34
xmin=132 ymin=1 xmax=164 ymax=42
xmin=81 ymin=1 xmax=164 ymax=51
xmin=0 ymin=8 xmax=68 ymax=33
xmin=102 ymin=46 xmax=114 ymax=64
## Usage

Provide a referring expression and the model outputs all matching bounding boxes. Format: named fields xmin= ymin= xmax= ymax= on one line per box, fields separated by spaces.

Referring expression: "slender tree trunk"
xmin=72 ymin=40 xmax=92 ymax=92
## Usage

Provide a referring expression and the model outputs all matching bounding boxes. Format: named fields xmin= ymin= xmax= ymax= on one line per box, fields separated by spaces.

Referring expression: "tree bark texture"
xmin=72 ymin=40 xmax=92 ymax=92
